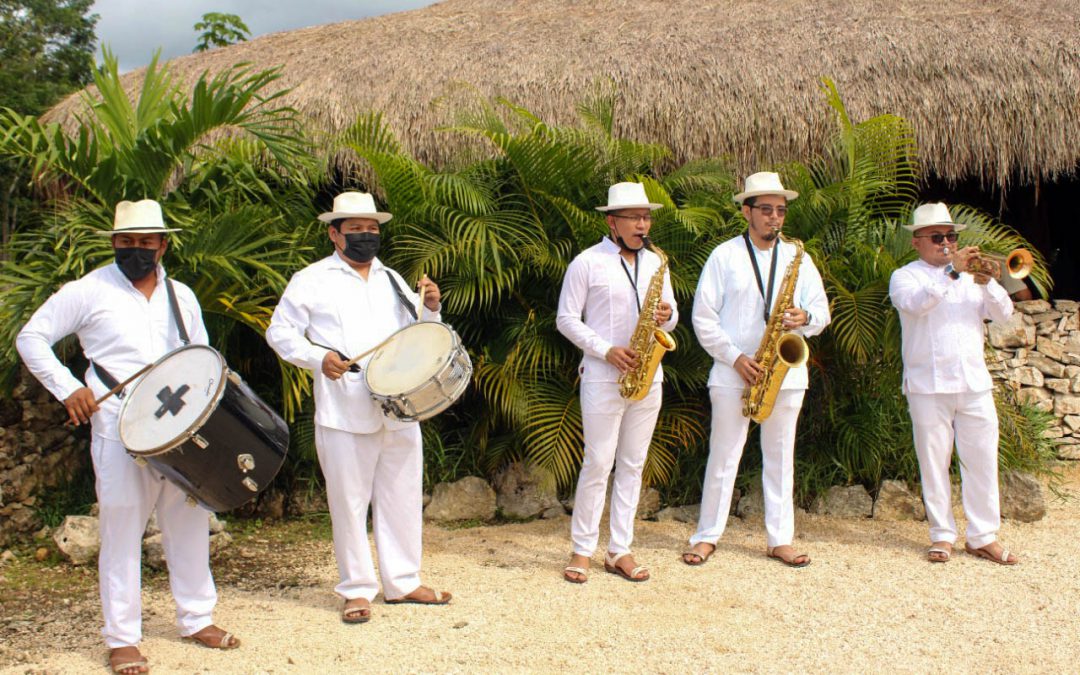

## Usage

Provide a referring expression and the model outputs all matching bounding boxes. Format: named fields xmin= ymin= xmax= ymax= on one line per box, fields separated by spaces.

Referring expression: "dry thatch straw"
xmin=45 ymin=0 xmax=1080 ymax=187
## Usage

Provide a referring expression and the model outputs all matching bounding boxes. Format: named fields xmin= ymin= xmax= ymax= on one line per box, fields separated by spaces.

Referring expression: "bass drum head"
xmin=365 ymin=322 xmax=455 ymax=396
xmin=119 ymin=345 xmax=227 ymax=455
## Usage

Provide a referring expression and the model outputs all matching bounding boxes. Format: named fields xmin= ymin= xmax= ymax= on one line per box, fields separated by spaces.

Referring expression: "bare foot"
xmin=342 ymin=597 xmax=372 ymax=623
xmin=186 ymin=624 xmax=240 ymax=649
xmin=966 ymin=541 xmax=1018 ymax=565
xmin=606 ymin=552 xmax=649 ymax=581
xmin=388 ymin=585 xmax=452 ymax=604
xmin=109 ymin=646 xmax=148 ymax=674
xmin=564 ymin=553 xmax=590 ymax=583
xmin=766 ymin=545 xmax=811 ymax=568
xmin=682 ymin=542 xmax=716 ymax=566
xmin=928 ymin=541 xmax=953 ymax=563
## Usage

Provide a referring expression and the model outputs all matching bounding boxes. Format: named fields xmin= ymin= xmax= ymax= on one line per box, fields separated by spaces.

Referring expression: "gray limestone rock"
xmin=873 ymin=480 xmax=926 ymax=521
xmin=425 ymin=476 xmax=497 ymax=522
xmin=53 ymin=515 xmax=100 ymax=565
xmin=810 ymin=485 xmax=873 ymax=518
xmin=493 ymin=462 xmax=559 ymax=520
xmin=999 ymin=471 xmax=1046 ymax=522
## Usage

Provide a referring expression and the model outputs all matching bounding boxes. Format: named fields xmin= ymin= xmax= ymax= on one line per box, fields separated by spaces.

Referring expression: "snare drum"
xmin=364 ymin=322 xmax=472 ymax=422
xmin=118 ymin=345 xmax=289 ymax=512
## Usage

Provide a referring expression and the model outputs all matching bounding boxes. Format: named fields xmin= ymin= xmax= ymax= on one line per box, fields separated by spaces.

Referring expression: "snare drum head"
xmin=365 ymin=322 xmax=455 ymax=395
xmin=119 ymin=345 xmax=227 ymax=454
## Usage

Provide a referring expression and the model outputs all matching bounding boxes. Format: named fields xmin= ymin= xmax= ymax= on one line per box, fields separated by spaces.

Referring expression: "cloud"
xmin=92 ymin=0 xmax=436 ymax=71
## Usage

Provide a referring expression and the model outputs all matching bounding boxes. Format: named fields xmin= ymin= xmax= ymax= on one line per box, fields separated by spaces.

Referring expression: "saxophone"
xmin=618 ymin=237 xmax=677 ymax=401
xmin=742 ymin=233 xmax=809 ymax=422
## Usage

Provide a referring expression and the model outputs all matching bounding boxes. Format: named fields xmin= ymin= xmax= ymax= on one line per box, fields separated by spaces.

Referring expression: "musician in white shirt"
xmin=16 ymin=200 xmax=237 ymax=675
xmin=556 ymin=182 xmax=677 ymax=584
xmin=265 ymin=192 xmax=450 ymax=624
xmin=685 ymin=172 xmax=830 ymax=569
xmin=889 ymin=202 xmax=1018 ymax=565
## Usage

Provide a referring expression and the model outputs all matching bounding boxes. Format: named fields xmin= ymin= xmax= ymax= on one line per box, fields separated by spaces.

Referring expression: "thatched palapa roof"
xmin=47 ymin=0 xmax=1080 ymax=187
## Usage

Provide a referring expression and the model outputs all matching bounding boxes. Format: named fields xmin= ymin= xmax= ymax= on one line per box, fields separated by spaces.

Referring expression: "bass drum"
xmin=118 ymin=345 xmax=288 ymax=512
xmin=364 ymin=322 xmax=472 ymax=422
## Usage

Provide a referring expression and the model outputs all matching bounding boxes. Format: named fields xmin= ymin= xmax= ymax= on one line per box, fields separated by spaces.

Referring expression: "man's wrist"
xmin=944 ymin=263 xmax=961 ymax=280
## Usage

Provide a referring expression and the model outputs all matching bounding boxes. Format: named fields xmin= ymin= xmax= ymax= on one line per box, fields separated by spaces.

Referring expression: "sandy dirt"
xmin=2 ymin=465 xmax=1078 ymax=674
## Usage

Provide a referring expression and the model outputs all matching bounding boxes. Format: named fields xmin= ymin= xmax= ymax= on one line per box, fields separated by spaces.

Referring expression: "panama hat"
xmin=904 ymin=202 xmax=967 ymax=232
xmin=317 ymin=191 xmax=393 ymax=224
xmin=733 ymin=172 xmax=799 ymax=204
xmin=104 ymin=199 xmax=180 ymax=235
xmin=595 ymin=182 xmax=663 ymax=212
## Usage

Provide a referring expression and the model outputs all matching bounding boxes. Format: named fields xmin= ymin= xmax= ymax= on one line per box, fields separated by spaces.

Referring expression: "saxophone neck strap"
xmin=743 ymin=232 xmax=780 ymax=323
xmin=618 ymin=249 xmax=642 ymax=312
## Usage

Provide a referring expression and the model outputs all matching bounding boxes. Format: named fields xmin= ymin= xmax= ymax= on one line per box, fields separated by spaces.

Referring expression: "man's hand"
xmin=321 ymin=351 xmax=350 ymax=381
xmin=418 ymin=275 xmax=441 ymax=311
xmin=972 ymin=272 xmax=992 ymax=286
xmin=605 ymin=346 xmax=640 ymax=374
xmin=950 ymin=246 xmax=979 ymax=276
xmin=734 ymin=354 xmax=764 ymax=386
xmin=64 ymin=387 xmax=99 ymax=426
xmin=781 ymin=307 xmax=808 ymax=330
xmin=653 ymin=301 xmax=673 ymax=325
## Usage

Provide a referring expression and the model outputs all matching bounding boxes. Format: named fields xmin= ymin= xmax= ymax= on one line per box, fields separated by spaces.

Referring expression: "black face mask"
xmin=614 ymin=234 xmax=644 ymax=253
xmin=341 ymin=232 xmax=380 ymax=263
xmin=114 ymin=247 xmax=159 ymax=281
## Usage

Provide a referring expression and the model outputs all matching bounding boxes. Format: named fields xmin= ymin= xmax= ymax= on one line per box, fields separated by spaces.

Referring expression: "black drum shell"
xmin=144 ymin=374 xmax=288 ymax=512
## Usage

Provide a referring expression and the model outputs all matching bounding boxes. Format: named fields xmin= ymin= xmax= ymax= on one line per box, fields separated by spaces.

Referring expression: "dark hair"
xmin=742 ymin=196 xmax=757 ymax=207
xmin=330 ymin=218 xmax=347 ymax=230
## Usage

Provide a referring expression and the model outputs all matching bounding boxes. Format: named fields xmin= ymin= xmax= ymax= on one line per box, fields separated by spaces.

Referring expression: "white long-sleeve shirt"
xmin=889 ymin=259 xmax=1013 ymax=394
xmin=556 ymin=237 xmax=678 ymax=384
xmin=692 ymin=235 xmax=830 ymax=390
xmin=265 ymin=253 xmax=439 ymax=434
xmin=16 ymin=264 xmax=207 ymax=440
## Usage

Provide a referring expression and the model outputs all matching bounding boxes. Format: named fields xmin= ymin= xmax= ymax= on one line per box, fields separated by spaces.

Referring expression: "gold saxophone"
xmin=742 ymin=233 xmax=809 ymax=422
xmin=618 ymin=237 xmax=677 ymax=401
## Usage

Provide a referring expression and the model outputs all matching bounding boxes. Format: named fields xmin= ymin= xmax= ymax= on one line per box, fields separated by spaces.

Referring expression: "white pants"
xmin=315 ymin=424 xmax=423 ymax=601
xmin=91 ymin=434 xmax=216 ymax=648
xmin=691 ymin=387 xmax=805 ymax=549
xmin=570 ymin=381 xmax=662 ymax=557
xmin=907 ymin=391 xmax=1001 ymax=548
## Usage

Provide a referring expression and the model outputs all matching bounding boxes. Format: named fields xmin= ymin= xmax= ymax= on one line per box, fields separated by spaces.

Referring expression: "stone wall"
xmin=988 ymin=299 xmax=1080 ymax=459
xmin=0 ymin=371 xmax=89 ymax=545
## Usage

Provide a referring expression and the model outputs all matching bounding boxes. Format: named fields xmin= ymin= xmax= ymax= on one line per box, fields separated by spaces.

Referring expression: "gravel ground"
xmin=2 ymin=464 xmax=1078 ymax=673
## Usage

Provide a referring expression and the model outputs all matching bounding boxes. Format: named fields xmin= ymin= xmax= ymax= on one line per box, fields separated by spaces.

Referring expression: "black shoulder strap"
xmin=165 ymin=278 xmax=190 ymax=345
xmin=384 ymin=271 xmax=419 ymax=321
xmin=91 ymin=361 xmax=122 ymax=397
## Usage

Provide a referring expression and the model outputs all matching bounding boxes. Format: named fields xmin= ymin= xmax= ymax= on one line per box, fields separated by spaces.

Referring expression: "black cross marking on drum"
xmin=154 ymin=384 xmax=190 ymax=419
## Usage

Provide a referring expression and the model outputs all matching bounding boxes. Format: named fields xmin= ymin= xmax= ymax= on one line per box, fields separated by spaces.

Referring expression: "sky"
xmin=91 ymin=0 xmax=439 ymax=71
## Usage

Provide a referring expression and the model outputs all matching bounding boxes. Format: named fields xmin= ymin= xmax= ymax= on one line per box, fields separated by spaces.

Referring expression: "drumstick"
xmin=417 ymin=277 xmax=427 ymax=322
xmin=63 ymin=362 xmax=154 ymax=426
xmin=342 ymin=334 xmax=396 ymax=369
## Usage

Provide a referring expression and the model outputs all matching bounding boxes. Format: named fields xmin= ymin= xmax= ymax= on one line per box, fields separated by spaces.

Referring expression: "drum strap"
xmin=165 ymin=278 xmax=190 ymax=346
xmin=385 ymin=271 xmax=419 ymax=321
xmin=91 ymin=278 xmax=191 ymax=400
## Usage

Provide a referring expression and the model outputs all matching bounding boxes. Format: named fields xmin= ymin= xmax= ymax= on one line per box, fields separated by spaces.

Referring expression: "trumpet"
xmin=964 ymin=248 xmax=1034 ymax=280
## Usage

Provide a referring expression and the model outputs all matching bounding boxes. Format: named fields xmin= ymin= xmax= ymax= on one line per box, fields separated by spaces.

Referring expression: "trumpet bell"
xmin=982 ymin=248 xmax=1034 ymax=280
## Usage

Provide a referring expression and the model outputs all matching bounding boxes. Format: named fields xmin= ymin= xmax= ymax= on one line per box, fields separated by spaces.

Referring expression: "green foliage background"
xmin=0 ymin=57 xmax=1060 ymax=511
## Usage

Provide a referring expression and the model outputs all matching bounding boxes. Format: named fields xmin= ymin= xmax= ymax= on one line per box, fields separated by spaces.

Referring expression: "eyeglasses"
xmin=610 ymin=214 xmax=653 ymax=225
xmin=915 ymin=232 xmax=959 ymax=244
xmin=749 ymin=205 xmax=788 ymax=217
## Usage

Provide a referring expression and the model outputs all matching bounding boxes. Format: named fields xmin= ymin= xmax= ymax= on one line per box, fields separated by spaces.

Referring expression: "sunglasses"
xmin=749 ymin=205 xmax=788 ymax=217
xmin=915 ymin=232 xmax=958 ymax=244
